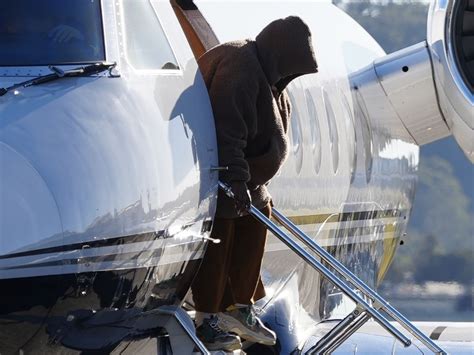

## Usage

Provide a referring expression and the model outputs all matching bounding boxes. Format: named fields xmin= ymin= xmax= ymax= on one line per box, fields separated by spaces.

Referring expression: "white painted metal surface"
xmin=374 ymin=42 xmax=451 ymax=145
xmin=0 ymin=0 xmax=218 ymax=278
xmin=0 ymin=0 xmax=470 ymax=353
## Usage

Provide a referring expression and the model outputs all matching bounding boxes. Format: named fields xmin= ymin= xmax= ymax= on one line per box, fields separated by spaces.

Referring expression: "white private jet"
xmin=0 ymin=0 xmax=472 ymax=354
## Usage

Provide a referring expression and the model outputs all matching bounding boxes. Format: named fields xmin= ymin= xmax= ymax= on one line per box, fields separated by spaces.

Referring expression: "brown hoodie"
xmin=198 ymin=16 xmax=318 ymax=218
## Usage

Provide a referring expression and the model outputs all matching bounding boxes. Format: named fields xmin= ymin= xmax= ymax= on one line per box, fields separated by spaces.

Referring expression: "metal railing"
xmin=218 ymin=181 xmax=446 ymax=355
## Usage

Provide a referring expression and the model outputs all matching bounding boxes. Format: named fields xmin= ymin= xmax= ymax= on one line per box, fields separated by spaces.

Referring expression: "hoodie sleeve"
xmin=207 ymin=63 xmax=259 ymax=184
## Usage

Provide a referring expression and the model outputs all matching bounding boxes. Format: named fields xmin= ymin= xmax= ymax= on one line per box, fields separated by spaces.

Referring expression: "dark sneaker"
xmin=218 ymin=306 xmax=276 ymax=346
xmin=196 ymin=315 xmax=242 ymax=352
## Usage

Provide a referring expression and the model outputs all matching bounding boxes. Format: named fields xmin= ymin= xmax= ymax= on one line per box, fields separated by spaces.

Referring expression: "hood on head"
xmin=255 ymin=16 xmax=318 ymax=91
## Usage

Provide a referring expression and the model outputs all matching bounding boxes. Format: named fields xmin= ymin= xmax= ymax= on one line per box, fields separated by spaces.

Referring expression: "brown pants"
xmin=192 ymin=204 xmax=271 ymax=313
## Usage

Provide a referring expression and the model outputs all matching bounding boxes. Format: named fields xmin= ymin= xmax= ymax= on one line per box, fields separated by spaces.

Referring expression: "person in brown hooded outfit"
xmin=191 ymin=16 xmax=318 ymax=351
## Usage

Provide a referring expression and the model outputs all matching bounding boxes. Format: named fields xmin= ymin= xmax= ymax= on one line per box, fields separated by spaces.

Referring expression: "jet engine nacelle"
xmin=365 ymin=0 xmax=473 ymax=162
xmin=427 ymin=0 xmax=474 ymax=162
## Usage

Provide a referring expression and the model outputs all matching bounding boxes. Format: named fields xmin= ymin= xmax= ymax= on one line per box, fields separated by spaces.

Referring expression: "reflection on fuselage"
xmin=0 ymin=0 xmax=421 ymax=353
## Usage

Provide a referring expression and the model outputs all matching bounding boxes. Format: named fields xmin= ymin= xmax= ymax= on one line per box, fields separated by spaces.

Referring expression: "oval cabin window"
xmin=322 ymin=89 xmax=339 ymax=174
xmin=355 ymin=90 xmax=373 ymax=183
xmin=287 ymin=90 xmax=304 ymax=174
xmin=305 ymin=89 xmax=322 ymax=174
xmin=341 ymin=91 xmax=357 ymax=183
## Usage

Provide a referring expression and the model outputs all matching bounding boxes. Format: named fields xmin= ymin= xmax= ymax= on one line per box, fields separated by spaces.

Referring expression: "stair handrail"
xmin=271 ymin=207 xmax=446 ymax=355
xmin=218 ymin=182 xmax=411 ymax=349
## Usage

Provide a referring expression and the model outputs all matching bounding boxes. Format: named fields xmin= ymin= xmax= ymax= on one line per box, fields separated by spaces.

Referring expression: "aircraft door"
xmin=115 ymin=0 xmax=218 ymax=230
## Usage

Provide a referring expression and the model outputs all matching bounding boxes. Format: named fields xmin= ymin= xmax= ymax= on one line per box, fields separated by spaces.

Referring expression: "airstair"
xmin=218 ymin=182 xmax=447 ymax=355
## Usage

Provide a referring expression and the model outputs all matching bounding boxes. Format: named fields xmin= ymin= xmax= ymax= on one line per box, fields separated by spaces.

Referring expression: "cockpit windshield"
xmin=0 ymin=0 xmax=105 ymax=66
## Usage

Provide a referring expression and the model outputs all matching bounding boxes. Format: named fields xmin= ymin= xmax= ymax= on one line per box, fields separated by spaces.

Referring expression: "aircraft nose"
xmin=0 ymin=143 xmax=62 ymax=266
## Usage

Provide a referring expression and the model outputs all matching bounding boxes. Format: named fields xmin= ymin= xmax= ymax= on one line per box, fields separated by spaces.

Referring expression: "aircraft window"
xmin=122 ymin=0 xmax=179 ymax=70
xmin=355 ymin=90 xmax=373 ymax=183
xmin=287 ymin=90 xmax=304 ymax=174
xmin=341 ymin=92 xmax=357 ymax=183
xmin=0 ymin=0 xmax=105 ymax=66
xmin=323 ymin=90 xmax=340 ymax=174
xmin=305 ymin=89 xmax=322 ymax=174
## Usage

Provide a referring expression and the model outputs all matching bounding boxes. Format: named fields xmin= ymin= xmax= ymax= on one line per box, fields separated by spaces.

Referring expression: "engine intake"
xmin=428 ymin=0 xmax=474 ymax=162
xmin=453 ymin=0 xmax=474 ymax=92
